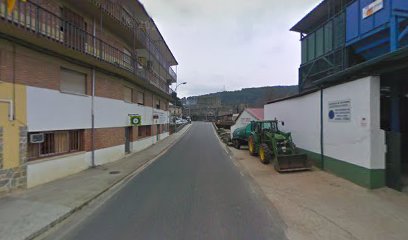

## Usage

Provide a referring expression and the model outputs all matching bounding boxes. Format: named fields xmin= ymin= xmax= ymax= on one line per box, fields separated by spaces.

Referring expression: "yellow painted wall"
xmin=0 ymin=82 xmax=27 ymax=169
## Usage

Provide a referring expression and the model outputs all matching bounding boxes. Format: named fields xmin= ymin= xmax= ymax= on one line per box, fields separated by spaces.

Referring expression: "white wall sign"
xmin=153 ymin=110 xmax=167 ymax=124
xmin=328 ymin=100 xmax=351 ymax=122
xmin=362 ymin=0 xmax=383 ymax=19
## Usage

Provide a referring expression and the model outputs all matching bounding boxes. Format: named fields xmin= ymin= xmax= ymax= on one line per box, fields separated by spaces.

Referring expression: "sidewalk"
xmin=229 ymin=146 xmax=408 ymax=240
xmin=0 ymin=125 xmax=191 ymax=240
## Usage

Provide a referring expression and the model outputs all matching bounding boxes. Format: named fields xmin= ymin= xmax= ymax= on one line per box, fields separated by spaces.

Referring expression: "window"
xmin=124 ymin=86 xmax=133 ymax=103
xmin=307 ymin=32 xmax=315 ymax=62
xmin=27 ymin=130 xmax=84 ymax=161
xmin=138 ymin=125 xmax=152 ymax=138
xmin=60 ymin=68 xmax=87 ymax=95
xmin=138 ymin=126 xmax=145 ymax=138
xmin=137 ymin=91 xmax=144 ymax=105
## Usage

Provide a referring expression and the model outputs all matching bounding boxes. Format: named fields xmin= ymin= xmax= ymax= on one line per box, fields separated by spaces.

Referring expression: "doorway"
xmin=381 ymin=72 xmax=408 ymax=191
xmin=125 ymin=127 xmax=132 ymax=154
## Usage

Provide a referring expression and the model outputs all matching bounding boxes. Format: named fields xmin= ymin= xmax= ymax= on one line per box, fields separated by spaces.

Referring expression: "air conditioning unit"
xmin=30 ymin=133 xmax=45 ymax=144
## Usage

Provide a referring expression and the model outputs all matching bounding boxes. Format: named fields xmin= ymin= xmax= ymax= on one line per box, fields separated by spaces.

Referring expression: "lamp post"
xmin=172 ymin=82 xmax=187 ymax=132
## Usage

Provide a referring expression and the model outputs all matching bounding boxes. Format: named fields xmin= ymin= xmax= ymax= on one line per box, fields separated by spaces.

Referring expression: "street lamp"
xmin=174 ymin=82 xmax=187 ymax=109
xmin=171 ymin=82 xmax=187 ymax=132
xmin=175 ymin=82 xmax=187 ymax=92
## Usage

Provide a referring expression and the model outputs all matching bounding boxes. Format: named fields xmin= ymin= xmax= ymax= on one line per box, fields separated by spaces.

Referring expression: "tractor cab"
xmin=252 ymin=120 xmax=279 ymax=134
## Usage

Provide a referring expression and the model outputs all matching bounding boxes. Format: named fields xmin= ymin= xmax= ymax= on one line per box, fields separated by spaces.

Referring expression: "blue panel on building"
xmin=346 ymin=1 xmax=360 ymax=42
xmin=346 ymin=0 xmax=408 ymax=47
xmin=393 ymin=0 xmax=408 ymax=10
xmin=360 ymin=0 xmax=374 ymax=35
xmin=374 ymin=0 xmax=390 ymax=28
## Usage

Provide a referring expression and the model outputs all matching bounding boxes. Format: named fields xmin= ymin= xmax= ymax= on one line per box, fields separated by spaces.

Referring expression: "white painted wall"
xmin=132 ymin=136 xmax=155 ymax=153
xmin=27 ymin=87 xmax=92 ymax=131
xmin=26 ymin=86 xmax=169 ymax=131
xmin=322 ymin=76 xmax=385 ymax=169
xmin=264 ymin=91 xmax=321 ymax=154
xmin=230 ymin=110 xmax=259 ymax=139
xmin=264 ymin=76 xmax=386 ymax=170
xmin=27 ymin=133 xmax=170 ymax=188
xmin=27 ymin=152 xmax=89 ymax=188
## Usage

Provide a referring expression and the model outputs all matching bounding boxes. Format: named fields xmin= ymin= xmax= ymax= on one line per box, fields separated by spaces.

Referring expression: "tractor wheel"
xmin=259 ymin=144 xmax=272 ymax=164
xmin=248 ymin=136 xmax=257 ymax=156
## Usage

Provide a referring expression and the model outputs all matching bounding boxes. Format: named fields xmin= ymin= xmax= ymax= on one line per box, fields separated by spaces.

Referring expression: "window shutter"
xmin=60 ymin=68 xmax=86 ymax=95
xmin=124 ymin=86 xmax=133 ymax=102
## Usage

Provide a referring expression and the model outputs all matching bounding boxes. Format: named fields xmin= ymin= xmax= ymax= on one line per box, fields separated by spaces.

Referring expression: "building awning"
xmin=291 ymin=0 xmax=354 ymax=34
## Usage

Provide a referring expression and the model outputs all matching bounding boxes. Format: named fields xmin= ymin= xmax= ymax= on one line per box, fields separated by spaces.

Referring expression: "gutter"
xmin=320 ymin=88 xmax=325 ymax=169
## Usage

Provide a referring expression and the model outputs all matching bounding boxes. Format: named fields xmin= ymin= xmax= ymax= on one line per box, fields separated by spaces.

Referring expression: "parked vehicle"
xmin=232 ymin=120 xmax=312 ymax=172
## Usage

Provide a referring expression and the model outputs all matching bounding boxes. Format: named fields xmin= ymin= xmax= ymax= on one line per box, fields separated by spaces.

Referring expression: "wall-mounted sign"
xmin=153 ymin=110 xmax=167 ymax=124
xmin=129 ymin=114 xmax=142 ymax=126
xmin=328 ymin=100 xmax=351 ymax=122
xmin=362 ymin=0 xmax=383 ymax=19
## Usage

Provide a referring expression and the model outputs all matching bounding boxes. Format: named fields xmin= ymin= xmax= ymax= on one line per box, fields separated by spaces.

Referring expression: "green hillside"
xmin=189 ymin=86 xmax=298 ymax=108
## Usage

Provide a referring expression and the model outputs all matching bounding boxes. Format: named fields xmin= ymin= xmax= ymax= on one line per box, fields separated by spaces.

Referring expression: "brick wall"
xmin=95 ymin=72 xmax=124 ymax=101
xmin=0 ymin=40 xmax=165 ymax=107
xmin=84 ymin=127 xmax=125 ymax=151
xmin=131 ymin=126 xmax=139 ymax=141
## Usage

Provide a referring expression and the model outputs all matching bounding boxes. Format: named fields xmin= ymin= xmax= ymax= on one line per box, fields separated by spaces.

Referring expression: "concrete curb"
xmin=212 ymin=123 xmax=233 ymax=156
xmin=29 ymin=124 xmax=192 ymax=240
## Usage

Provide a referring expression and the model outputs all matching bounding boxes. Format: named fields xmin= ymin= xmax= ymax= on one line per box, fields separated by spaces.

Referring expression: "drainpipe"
xmin=91 ymin=68 xmax=96 ymax=168
xmin=91 ymin=18 xmax=97 ymax=168
xmin=320 ymin=87 xmax=325 ymax=170
xmin=0 ymin=99 xmax=13 ymax=121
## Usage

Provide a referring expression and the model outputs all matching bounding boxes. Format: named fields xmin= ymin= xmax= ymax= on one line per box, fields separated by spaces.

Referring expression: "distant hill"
xmin=187 ymin=86 xmax=299 ymax=108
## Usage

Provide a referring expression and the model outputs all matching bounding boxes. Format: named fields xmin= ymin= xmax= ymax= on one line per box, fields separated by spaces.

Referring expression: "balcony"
xmin=91 ymin=0 xmax=177 ymax=83
xmin=0 ymin=0 xmax=171 ymax=95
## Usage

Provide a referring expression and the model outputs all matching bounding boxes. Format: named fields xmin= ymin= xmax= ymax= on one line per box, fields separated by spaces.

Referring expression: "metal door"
xmin=125 ymin=127 xmax=131 ymax=154
xmin=386 ymin=131 xmax=402 ymax=191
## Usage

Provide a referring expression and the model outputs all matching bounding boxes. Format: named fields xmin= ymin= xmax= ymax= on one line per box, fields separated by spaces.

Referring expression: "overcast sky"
xmin=140 ymin=0 xmax=321 ymax=97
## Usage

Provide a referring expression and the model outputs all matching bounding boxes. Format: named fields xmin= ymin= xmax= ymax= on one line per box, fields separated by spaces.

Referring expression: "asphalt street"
xmin=52 ymin=122 xmax=287 ymax=240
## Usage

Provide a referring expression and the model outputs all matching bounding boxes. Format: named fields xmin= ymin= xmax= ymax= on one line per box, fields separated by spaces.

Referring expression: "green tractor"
xmin=247 ymin=120 xmax=312 ymax=172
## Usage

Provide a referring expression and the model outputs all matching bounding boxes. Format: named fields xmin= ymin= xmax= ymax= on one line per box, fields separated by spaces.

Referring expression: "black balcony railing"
xmin=93 ymin=0 xmax=177 ymax=82
xmin=0 ymin=0 xmax=170 ymax=95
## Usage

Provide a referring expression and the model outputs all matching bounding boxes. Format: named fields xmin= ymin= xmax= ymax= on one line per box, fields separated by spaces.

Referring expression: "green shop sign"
xmin=129 ymin=115 xmax=142 ymax=126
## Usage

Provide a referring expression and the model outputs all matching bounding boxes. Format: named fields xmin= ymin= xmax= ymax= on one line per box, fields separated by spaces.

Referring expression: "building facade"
xmin=0 ymin=0 xmax=178 ymax=192
xmin=265 ymin=0 xmax=408 ymax=190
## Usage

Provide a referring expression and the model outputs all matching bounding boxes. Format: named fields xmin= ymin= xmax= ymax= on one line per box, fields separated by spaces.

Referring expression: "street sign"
xmin=328 ymin=99 xmax=351 ymax=122
xmin=129 ymin=115 xmax=142 ymax=126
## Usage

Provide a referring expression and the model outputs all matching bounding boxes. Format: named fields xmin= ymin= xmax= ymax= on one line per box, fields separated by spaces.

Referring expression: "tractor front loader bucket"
xmin=274 ymin=154 xmax=311 ymax=172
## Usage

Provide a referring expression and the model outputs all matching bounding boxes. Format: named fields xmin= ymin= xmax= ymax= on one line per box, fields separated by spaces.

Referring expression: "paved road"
xmin=52 ymin=122 xmax=287 ymax=240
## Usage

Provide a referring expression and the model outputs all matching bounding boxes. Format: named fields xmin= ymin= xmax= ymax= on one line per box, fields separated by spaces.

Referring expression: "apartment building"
xmin=0 ymin=0 xmax=178 ymax=192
